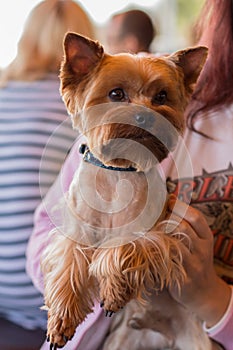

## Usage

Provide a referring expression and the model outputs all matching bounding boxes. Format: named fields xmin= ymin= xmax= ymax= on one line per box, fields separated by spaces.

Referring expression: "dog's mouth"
xmin=87 ymin=129 xmax=172 ymax=172
xmin=79 ymin=103 xmax=180 ymax=171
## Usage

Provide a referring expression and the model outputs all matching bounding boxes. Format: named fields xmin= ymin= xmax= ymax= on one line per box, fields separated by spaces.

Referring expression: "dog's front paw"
xmin=47 ymin=313 xmax=76 ymax=349
xmin=100 ymin=299 xmax=123 ymax=317
xmin=99 ymin=278 xmax=135 ymax=317
xmin=100 ymin=289 xmax=131 ymax=317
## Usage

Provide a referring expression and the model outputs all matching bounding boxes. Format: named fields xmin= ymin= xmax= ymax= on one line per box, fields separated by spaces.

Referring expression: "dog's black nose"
xmin=134 ymin=112 xmax=154 ymax=129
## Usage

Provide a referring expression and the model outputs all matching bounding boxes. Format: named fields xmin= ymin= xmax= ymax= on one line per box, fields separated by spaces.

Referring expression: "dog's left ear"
xmin=63 ymin=32 xmax=104 ymax=77
xmin=169 ymin=46 xmax=208 ymax=89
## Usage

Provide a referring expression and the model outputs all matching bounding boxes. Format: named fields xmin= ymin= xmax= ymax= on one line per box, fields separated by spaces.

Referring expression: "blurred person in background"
xmin=105 ymin=8 xmax=156 ymax=54
xmin=0 ymin=0 xmax=95 ymax=349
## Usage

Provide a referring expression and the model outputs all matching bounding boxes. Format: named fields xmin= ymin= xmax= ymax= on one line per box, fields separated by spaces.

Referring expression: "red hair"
xmin=186 ymin=0 xmax=233 ymax=129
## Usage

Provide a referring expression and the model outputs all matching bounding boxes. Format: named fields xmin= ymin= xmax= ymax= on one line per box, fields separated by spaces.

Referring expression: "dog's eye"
xmin=152 ymin=90 xmax=167 ymax=105
xmin=109 ymin=88 xmax=126 ymax=102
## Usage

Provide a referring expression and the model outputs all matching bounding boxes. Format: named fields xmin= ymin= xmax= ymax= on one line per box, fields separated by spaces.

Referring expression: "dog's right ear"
xmin=63 ymin=32 xmax=104 ymax=77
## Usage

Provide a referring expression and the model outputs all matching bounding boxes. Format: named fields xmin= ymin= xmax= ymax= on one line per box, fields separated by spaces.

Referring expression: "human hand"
xmin=166 ymin=196 xmax=231 ymax=328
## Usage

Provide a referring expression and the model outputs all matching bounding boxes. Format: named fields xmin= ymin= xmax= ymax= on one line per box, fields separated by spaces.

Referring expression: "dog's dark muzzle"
xmin=81 ymin=103 xmax=179 ymax=160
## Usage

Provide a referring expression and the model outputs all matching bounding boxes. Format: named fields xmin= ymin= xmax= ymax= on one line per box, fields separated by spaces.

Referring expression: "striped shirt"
xmin=0 ymin=74 xmax=77 ymax=330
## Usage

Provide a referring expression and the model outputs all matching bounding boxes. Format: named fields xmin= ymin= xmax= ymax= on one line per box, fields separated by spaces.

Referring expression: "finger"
xmin=168 ymin=197 xmax=211 ymax=240
xmin=165 ymin=201 xmax=189 ymax=236
xmin=164 ymin=212 xmax=196 ymax=252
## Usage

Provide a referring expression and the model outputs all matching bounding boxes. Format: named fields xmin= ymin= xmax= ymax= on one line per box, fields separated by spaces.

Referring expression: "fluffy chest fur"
xmin=65 ymin=159 xmax=167 ymax=247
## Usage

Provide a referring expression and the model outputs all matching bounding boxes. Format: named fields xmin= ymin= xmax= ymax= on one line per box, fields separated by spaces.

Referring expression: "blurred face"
xmin=106 ymin=15 xmax=126 ymax=54
xmin=106 ymin=15 xmax=140 ymax=54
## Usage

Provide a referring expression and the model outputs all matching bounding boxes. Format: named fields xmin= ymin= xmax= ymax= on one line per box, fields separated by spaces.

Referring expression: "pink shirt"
xmin=26 ymin=105 xmax=233 ymax=349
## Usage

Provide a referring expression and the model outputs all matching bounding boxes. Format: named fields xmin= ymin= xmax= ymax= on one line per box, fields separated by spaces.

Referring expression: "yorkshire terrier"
xmin=41 ymin=32 xmax=210 ymax=349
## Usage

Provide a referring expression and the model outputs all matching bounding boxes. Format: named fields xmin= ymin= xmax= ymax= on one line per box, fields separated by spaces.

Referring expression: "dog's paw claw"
xmin=46 ymin=314 xmax=76 ymax=348
xmin=100 ymin=298 xmax=124 ymax=315
xmin=63 ymin=335 xmax=69 ymax=343
xmin=49 ymin=341 xmax=56 ymax=350
xmin=49 ymin=341 xmax=65 ymax=349
xmin=47 ymin=333 xmax=69 ymax=349
xmin=104 ymin=310 xmax=115 ymax=317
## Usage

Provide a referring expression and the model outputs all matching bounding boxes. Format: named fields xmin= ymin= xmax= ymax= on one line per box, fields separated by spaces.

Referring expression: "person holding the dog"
xmin=163 ymin=0 xmax=233 ymax=348
xmin=26 ymin=0 xmax=232 ymax=349
xmin=0 ymin=0 xmax=95 ymax=349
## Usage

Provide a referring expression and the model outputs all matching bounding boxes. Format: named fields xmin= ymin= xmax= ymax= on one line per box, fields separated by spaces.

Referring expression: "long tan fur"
xmin=90 ymin=231 xmax=186 ymax=311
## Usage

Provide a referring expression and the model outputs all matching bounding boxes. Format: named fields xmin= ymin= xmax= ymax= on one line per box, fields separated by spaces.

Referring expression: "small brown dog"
xmin=41 ymin=33 xmax=209 ymax=349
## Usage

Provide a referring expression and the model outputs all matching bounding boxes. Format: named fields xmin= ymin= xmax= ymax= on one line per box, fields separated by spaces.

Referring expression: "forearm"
xmin=191 ymin=275 xmax=232 ymax=328
xmin=26 ymin=169 xmax=68 ymax=292
xmin=203 ymin=285 xmax=233 ymax=350
xmin=26 ymin=201 xmax=54 ymax=293
xmin=26 ymin=140 xmax=83 ymax=293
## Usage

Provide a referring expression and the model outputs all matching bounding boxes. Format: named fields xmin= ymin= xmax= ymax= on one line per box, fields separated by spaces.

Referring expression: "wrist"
xmin=203 ymin=284 xmax=233 ymax=332
xmin=196 ymin=277 xmax=231 ymax=328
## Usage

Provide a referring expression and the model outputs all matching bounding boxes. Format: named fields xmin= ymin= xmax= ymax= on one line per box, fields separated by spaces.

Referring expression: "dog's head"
xmin=60 ymin=33 xmax=207 ymax=171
